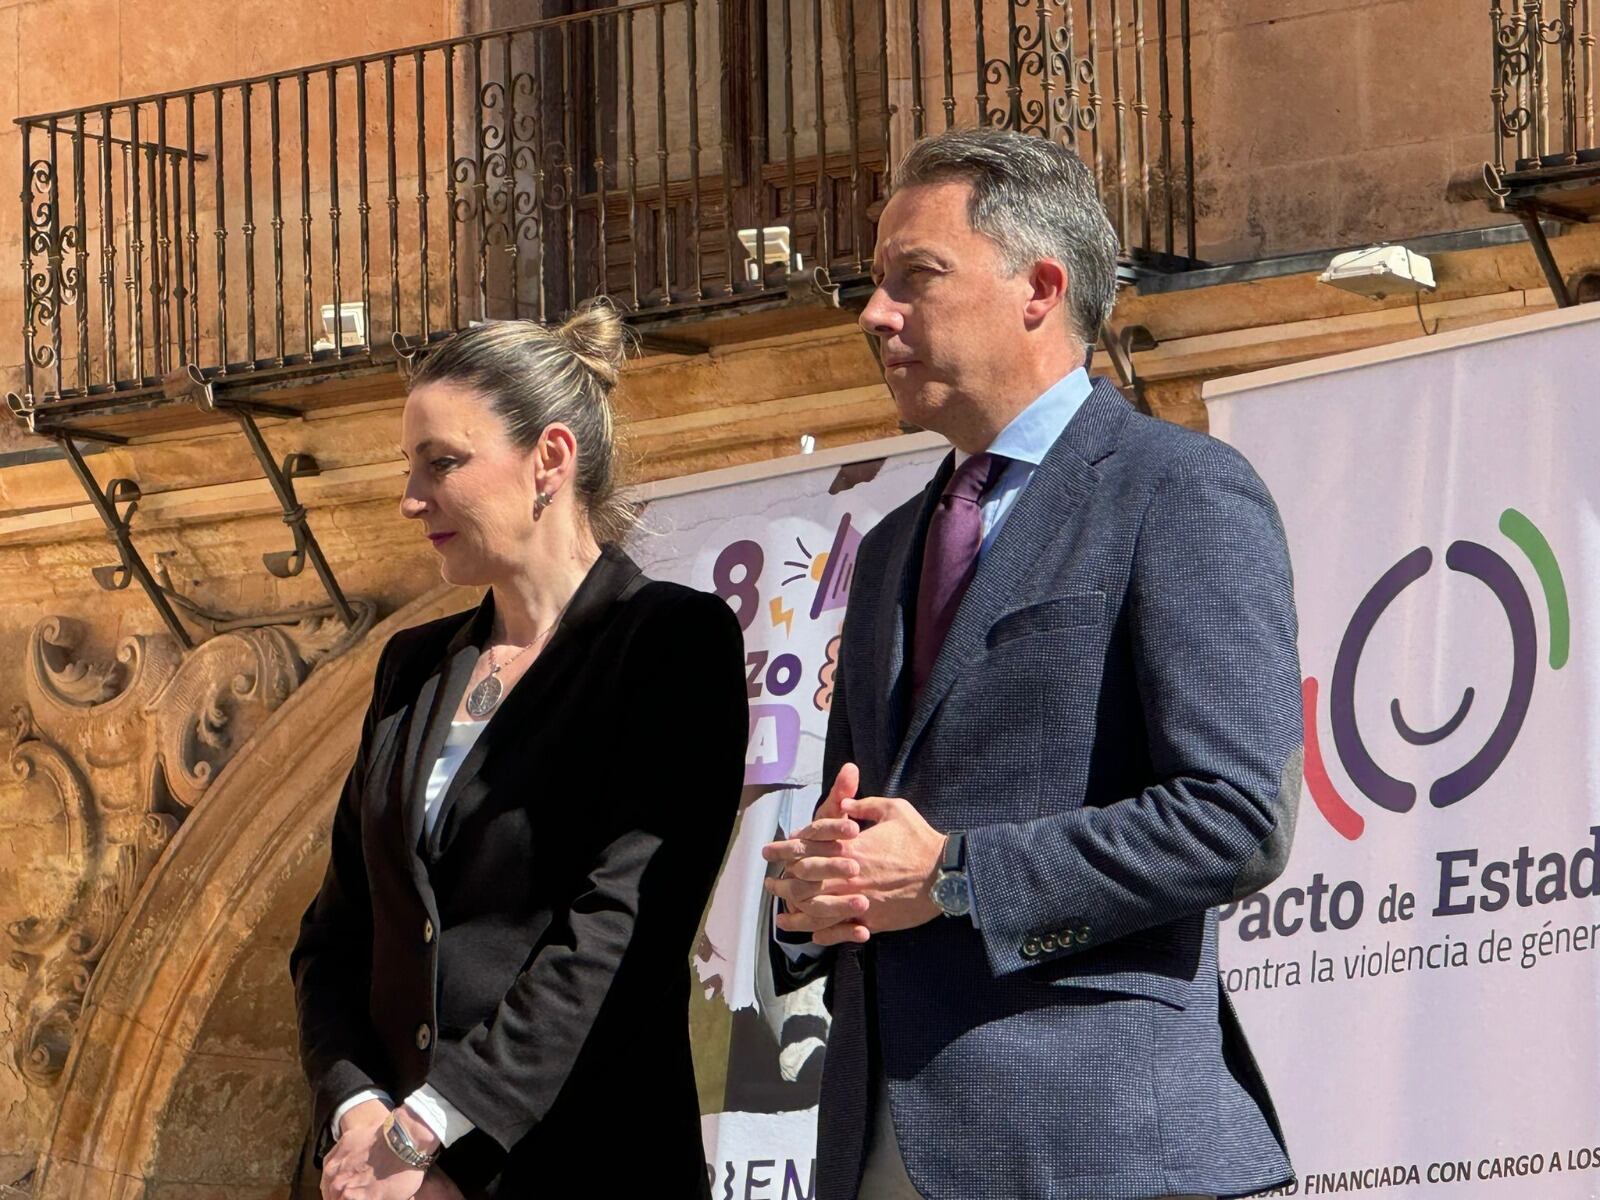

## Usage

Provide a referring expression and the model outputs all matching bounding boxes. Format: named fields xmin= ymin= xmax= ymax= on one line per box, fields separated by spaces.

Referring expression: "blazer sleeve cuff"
xmin=309 ymin=1061 xmax=385 ymax=1166
xmin=965 ymin=816 xmax=1099 ymax=979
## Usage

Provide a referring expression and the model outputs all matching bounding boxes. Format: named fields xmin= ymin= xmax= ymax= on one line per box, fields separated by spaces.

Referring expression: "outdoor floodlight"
xmin=1318 ymin=245 xmax=1436 ymax=300
xmin=738 ymin=225 xmax=799 ymax=283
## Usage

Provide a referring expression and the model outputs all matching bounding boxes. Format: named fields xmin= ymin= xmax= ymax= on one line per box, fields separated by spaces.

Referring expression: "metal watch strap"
xmin=382 ymin=1112 xmax=437 ymax=1169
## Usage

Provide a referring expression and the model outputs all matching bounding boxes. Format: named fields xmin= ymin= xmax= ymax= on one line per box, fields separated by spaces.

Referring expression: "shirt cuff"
xmin=332 ymin=1088 xmax=393 ymax=1141
xmin=403 ymin=1084 xmax=476 ymax=1149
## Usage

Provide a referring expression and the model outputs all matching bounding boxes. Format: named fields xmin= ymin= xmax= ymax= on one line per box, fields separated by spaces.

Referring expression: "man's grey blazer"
xmin=801 ymin=378 xmax=1302 ymax=1200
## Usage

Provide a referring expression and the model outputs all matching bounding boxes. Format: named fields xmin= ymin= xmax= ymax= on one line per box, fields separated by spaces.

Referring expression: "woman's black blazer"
xmin=291 ymin=546 xmax=748 ymax=1197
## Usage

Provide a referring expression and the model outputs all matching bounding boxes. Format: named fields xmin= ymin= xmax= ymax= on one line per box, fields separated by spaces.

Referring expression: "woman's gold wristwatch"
xmin=381 ymin=1111 xmax=439 ymax=1170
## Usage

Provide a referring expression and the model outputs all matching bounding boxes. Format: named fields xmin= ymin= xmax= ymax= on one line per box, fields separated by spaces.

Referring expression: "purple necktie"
xmin=912 ymin=452 xmax=1006 ymax=698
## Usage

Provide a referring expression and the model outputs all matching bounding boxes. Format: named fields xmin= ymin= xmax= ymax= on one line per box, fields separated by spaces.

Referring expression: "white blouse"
xmin=421 ymin=718 xmax=489 ymax=838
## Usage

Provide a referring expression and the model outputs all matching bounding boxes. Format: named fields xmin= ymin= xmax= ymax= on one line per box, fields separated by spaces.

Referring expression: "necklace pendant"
xmin=466 ymin=674 xmax=504 ymax=719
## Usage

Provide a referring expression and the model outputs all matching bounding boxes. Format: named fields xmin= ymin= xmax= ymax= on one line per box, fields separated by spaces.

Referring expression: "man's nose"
xmin=859 ymin=286 xmax=902 ymax=338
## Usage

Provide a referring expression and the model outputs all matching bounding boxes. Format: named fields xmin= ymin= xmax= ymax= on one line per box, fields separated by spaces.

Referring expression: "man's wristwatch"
xmin=930 ymin=831 xmax=975 ymax=921
xmin=381 ymin=1111 xmax=439 ymax=1170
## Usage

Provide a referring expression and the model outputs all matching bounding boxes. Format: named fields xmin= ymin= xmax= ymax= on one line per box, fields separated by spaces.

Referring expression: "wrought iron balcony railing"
xmin=1487 ymin=0 xmax=1600 ymax=306
xmin=1491 ymin=0 xmax=1597 ymax=179
xmin=11 ymin=0 xmax=1198 ymax=422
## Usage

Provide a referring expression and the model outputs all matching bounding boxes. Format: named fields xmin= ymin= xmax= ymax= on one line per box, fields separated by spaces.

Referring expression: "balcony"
xmin=9 ymin=0 xmax=1199 ymax=439
xmin=1487 ymin=0 xmax=1600 ymax=304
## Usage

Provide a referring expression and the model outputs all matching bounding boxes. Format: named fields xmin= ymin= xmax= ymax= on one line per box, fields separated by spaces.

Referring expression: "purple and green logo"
xmin=1303 ymin=508 xmax=1569 ymax=841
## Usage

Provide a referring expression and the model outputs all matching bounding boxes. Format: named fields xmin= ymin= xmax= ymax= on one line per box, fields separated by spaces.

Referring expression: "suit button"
xmin=1077 ymin=927 xmax=1091 ymax=944
xmin=1039 ymin=935 xmax=1058 ymax=952
xmin=423 ymin=919 xmax=434 ymax=944
xmin=416 ymin=1024 xmax=432 ymax=1051
xmin=1021 ymin=938 xmax=1041 ymax=959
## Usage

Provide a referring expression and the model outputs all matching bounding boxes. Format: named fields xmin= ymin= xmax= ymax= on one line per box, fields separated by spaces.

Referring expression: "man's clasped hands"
xmin=761 ymin=762 xmax=951 ymax=943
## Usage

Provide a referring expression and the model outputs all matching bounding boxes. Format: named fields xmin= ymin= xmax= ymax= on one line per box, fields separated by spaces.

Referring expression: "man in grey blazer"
xmin=763 ymin=128 xmax=1302 ymax=1200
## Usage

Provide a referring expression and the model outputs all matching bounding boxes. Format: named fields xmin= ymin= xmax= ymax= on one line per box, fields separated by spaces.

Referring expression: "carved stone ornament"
xmin=5 ymin=602 xmax=375 ymax=1086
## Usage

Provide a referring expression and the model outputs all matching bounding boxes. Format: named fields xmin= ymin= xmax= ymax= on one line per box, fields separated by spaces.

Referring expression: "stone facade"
xmin=0 ymin=0 xmax=1597 ymax=1195
xmin=1187 ymin=0 xmax=1501 ymax=262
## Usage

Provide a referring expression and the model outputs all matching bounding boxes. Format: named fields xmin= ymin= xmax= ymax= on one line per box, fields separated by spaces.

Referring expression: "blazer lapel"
xmin=393 ymin=599 xmax=493 ymax=858
xmin=396 ymin=672 xmax=437 ymax=854
xmin=876 ymin=456 xmax=951 ymax=794
xmin=888 ymin=380 xmax=1131 ymax=785
xmin=425 ymin=545 xmax=645 ymax=859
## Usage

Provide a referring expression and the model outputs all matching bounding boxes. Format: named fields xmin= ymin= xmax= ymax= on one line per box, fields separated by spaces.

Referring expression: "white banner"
xmin=627 ymin=433 xmax=948 ymax=1198
xmin=1207 ymin=306 xmax=1600 ymax=1198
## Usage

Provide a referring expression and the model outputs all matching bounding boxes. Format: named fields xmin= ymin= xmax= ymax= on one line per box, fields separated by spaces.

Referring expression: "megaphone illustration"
xmin=810 ymin=512 xmax=862 ymax=620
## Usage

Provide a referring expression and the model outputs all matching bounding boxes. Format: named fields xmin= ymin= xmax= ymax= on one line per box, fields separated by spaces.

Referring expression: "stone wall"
xmin=1188 ymin=0 xmax=1499 ymax=262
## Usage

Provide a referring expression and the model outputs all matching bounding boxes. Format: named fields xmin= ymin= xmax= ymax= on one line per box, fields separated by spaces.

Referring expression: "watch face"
xmin=932 ymin=872 xmax=971 ymax=916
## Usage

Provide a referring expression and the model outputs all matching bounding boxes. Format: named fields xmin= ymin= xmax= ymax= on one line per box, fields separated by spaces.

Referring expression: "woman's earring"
xmin=534 ymin=491 xmax=554 ymax=514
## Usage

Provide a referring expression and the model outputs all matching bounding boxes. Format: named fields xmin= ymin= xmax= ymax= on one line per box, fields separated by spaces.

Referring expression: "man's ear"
xmin=1022 ymin=258 xmax=1070 ymax=329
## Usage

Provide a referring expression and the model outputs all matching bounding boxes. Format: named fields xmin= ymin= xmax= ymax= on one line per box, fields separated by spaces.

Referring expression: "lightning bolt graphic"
xmin=769 ymin=596 xmax=795 ymax=638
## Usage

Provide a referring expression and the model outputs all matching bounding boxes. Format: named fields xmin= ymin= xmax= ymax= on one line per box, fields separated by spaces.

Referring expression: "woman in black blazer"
xmin=291 ymin=300 xmax=748 ymax=1200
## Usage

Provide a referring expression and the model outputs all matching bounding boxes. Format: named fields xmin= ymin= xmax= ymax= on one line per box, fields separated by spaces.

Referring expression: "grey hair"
xmin=407 ymin=297 xmax=635 ymax=545
xmin=893 ymin=128 xmax=1120 ymax=345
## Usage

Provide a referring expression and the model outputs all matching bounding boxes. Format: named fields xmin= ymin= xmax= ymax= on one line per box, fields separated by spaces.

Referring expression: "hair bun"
xmin=558 ymin=297 xmax=628 ymax=389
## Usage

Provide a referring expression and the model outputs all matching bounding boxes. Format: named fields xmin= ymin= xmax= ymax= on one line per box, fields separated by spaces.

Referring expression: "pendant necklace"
xmin=465 ymin=622 xmax=554 ymax=719
xmin=465 ymin=648 xmax=515 ymax=719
